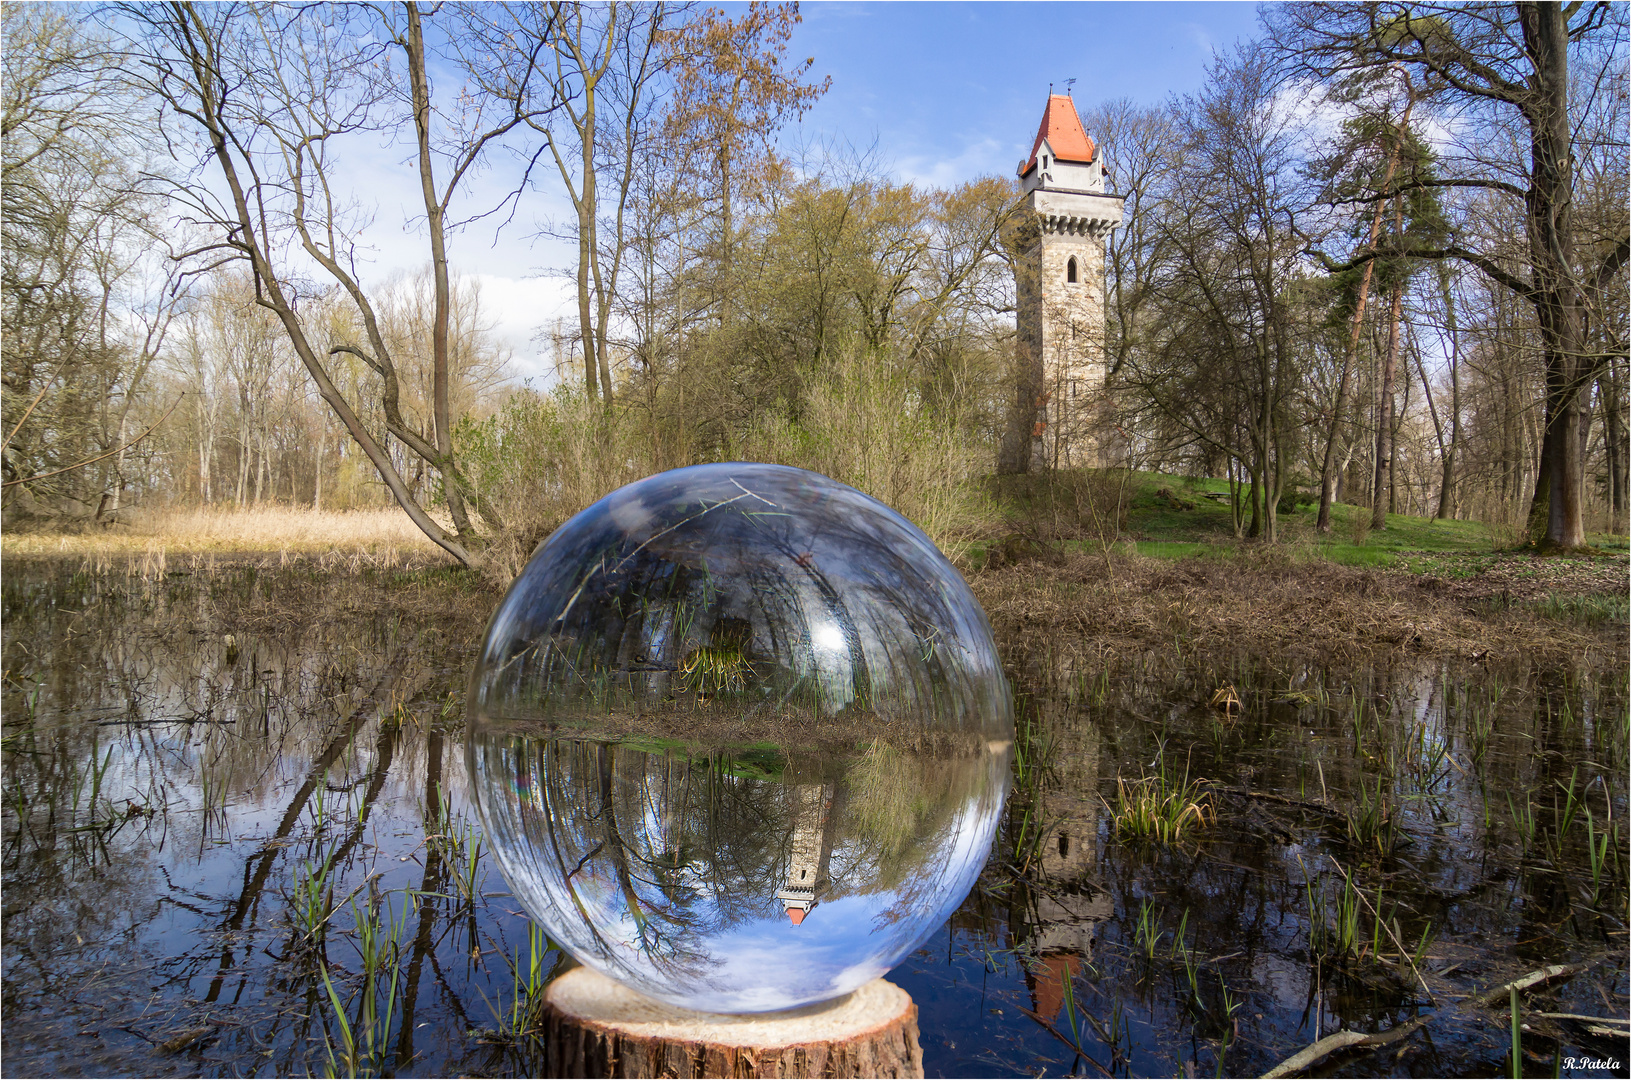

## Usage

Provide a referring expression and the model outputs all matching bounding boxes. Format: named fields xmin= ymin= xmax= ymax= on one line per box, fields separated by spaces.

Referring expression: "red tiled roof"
xmin=788 ymin=908 xmax=806 ymax=925
xmin=1020 ymin=94 xmax=1096 ymax=176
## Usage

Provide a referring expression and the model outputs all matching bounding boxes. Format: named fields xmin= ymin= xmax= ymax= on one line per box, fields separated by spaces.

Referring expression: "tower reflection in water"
xmin=465 ymin=463 xmax=1013 ymax=1012
xmin=469 ymin=736 xmax=1010 ymax=1013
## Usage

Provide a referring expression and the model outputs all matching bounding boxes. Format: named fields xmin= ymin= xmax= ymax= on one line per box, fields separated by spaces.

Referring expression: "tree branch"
xmin=1593 ymin=233 xmax=1630 ymax=291
xmin=4 ymin=393 xmax=183 ymax=489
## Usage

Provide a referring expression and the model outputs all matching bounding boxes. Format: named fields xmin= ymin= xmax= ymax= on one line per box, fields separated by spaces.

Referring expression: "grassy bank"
xmin=982 ymin=469 xmax=1628 ymax=569
xmin=975 ymin=548 xmax=1626 ymax=670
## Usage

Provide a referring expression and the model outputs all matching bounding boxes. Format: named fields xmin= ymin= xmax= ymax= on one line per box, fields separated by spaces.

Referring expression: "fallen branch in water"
xmin=1260 ymin=956 xmax=1608 ymax=1078
xmin=1203 ymin=783 xmax=1345 ymax=818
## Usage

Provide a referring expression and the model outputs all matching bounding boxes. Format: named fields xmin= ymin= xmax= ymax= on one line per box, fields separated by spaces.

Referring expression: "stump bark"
xmin=538 ymin=967 xmax=924 ymax=1078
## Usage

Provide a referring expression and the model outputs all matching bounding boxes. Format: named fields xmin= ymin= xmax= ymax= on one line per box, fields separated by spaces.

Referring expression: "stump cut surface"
xmin=540 ymin=966 xmax=924 ymax=1078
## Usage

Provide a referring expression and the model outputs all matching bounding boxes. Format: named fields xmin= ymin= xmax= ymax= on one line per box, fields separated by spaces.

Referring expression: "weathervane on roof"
xmin=1065 ymin=78 xmax=1077 ymax=95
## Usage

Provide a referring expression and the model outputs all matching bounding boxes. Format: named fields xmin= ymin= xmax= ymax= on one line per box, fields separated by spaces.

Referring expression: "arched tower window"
xmin=1067 ymin=257 xmax=1078 ymax=284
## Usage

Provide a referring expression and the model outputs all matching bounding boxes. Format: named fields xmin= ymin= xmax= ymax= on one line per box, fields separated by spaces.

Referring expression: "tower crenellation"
xmin=1003 ymin=94 xmax=1125 ymax=472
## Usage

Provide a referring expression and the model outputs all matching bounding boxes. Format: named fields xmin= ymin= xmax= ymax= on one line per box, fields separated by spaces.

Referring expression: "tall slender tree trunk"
xmin=1317 ymin=91 xmax=1414 ymax=533
xmin=405 ymin=4 xmax=475 ymax=539
xmin=1435 ymin=267 xmax=1460 ymax=519
xmin=1600 ymin=361 xmax=1627 ymax=522
xmin=577 ymin=66 xmax=602 ymax=403
xmin=1371 ymin=280 xmax=1405 ymax=529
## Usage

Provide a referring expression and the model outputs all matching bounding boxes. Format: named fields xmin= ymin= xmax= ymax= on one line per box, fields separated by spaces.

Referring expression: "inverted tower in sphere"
xmin=1002 ymin=94 xmax=1125 ymax=472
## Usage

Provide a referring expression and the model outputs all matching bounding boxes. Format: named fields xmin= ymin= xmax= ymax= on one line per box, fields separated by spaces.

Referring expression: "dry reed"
xmin=2 ymin=506 xmax=450 ymax=559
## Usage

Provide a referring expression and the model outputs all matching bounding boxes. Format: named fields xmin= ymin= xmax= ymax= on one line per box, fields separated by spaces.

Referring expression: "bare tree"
xmin=463 ymin=2 xmax=668 ymax=405
xmin=2 ymin=4 xmax=182 ymax=523
xmin=119 ymin=2 xmax=555 ymax=563
xmin=1128 ymin=49 xmax=1316 ymax=541
xmin=1270 ymin=1 xmax=1631 ymax=549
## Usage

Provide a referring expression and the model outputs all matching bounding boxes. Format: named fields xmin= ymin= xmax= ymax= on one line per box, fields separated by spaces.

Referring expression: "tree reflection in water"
xmin=469 ymin=734 xmax=1011 ymax=1013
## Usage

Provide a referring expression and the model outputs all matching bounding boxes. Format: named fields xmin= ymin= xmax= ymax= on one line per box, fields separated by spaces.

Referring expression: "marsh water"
xmin=3 ymin=557 xmax=1626 ymax=1077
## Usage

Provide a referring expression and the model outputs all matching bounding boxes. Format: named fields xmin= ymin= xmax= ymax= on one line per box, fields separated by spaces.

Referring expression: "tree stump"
xmin=538 ymin=966 xmax=925 ymax=1078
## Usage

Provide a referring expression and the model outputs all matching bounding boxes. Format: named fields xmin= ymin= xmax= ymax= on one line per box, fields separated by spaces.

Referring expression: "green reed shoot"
xmin=291 ymin=841 xmax=341 ymax=943
xmin=319 ymin=963 xmax=357 ymax=1077
xmin=1012 ymin=716 xmax=1058 ymax=792
xmin=479 ymin=923 xmax=553 ymax=1041
xmin=423 ymin=790 xmax=487 ymax=905
xmin=1011 ymin=804 xmax=1039 ymax=872
xmin=1180 ymin=940 xmax=1202 ymax=1006
xmin=1462 ymin=688 xmax=1497 ymax=766
xmin=1059 ymin=961 xmax=1084 ymax=1047
xmin=1348 ymin=696 xmax=1367 ymax=749
xmin=451 ymin=829 xmax=485 ymax=903
xmin=1509 ymin=985 xmax=1521 ymax=1079
xmin=1333 ymin=877 xmax=1362 ymax=958
xmin=1076 ymin=663 xmax=1113 ymax=709
xmin=1506 ymin=792 xmax=1536 ymax=850
xmin=1171 ymin=908 xmax=1190 ymax=961
xmin=1369 ymin=880 xmax=1385 ymax=958
xmin=322 ymin=891 xmax=409 ymax=1077
xmin=1108 ymin=997 xmax=1128 ymax=1058
xmin=1584 ymin=807 xmax=1611 ymax=904
xmin=1346 ymin=777 xmax=1398 ymax=857
xmin=1553 ymin=769 xmax=1582 ymax=838
xmin=1304 ymin=872 xmax=1362 ymax=961
xmin=1135 ymin=899 xmax=1164 ymax=959
xmin=1217 ymin=974 xmax=1243 ymax=1023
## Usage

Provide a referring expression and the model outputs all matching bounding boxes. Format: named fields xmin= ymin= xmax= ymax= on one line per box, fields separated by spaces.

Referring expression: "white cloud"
xmin=895 ymin=135 xmax=1011 ymax=188
xmin=470 ymin=273 xmax=574 ymax=385
xmin=1182 ymin=22 xmax=1215 ymax=57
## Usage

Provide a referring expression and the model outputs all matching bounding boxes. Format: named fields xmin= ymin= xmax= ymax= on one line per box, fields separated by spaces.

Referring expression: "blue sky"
xmin=784 ymin=2 xmax=1263 ymax=187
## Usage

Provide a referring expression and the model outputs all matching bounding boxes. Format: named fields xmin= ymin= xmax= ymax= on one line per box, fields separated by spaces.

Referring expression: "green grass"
xmin=1531 ymin=592 xmax=1629 ymax=629
xmin=986 ymin=468 xmax=1628 ymax=569
xmin=1131 ymin=541 xmax=1213 ymax=560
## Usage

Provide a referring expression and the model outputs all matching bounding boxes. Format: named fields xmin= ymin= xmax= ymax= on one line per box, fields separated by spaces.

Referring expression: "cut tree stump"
xmin=538 ymin=966 xmax=925 ymax=1078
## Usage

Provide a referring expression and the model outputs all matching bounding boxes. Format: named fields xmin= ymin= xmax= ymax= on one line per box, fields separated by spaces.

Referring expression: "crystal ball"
xmin=466 ymin=463 xmax=1013 ymax=1012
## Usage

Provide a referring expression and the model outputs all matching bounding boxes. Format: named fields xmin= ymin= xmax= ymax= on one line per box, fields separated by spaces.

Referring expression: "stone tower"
xmin=1000 ymin=94 xmax=1124 ymax=473
xmin=775 ymin=782 xmax=835 ymax=925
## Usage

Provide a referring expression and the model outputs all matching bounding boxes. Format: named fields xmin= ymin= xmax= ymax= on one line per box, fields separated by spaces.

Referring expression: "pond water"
xmin=3 ymin=558 xmax=1626 ymax=1077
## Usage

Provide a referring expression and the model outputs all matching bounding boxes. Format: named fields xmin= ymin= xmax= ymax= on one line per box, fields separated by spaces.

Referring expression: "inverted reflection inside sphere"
xmin=466 ymin=463 xmax=1013 ymax=1012
xmin=469 ymin=737 xmax=1009 ymax=1012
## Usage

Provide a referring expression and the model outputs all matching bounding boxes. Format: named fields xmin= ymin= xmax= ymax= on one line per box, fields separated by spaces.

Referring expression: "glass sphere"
xmin=466 ymin=463 xmax=1012 ymax=1012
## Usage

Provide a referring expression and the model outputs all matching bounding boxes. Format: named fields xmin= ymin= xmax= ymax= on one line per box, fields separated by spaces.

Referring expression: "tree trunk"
xmin=1601 ymin=362 xmax=1627 ymax=522
xmin=1317 ymin=93 xmax=1414 ymax=533
xmin=1388 ymin=361 xmax=1406 ymax=516
xmin=998 ymin=253 xmax=1043 ymax=476
xmin=405 ymin=4 xmax=474 ymax=540
xmin=578 ymin=56 xmax=602 ymax=403
xmin=1371 ymin=280 xmax=1405 ymax=529
xmin=538 ymin=967 xmax=924 ymax=1079
xmin=1521 ymin=3 xmax=1591 ymax=550
xmin=1436 ymin=266 xmax=1460 ymax=519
